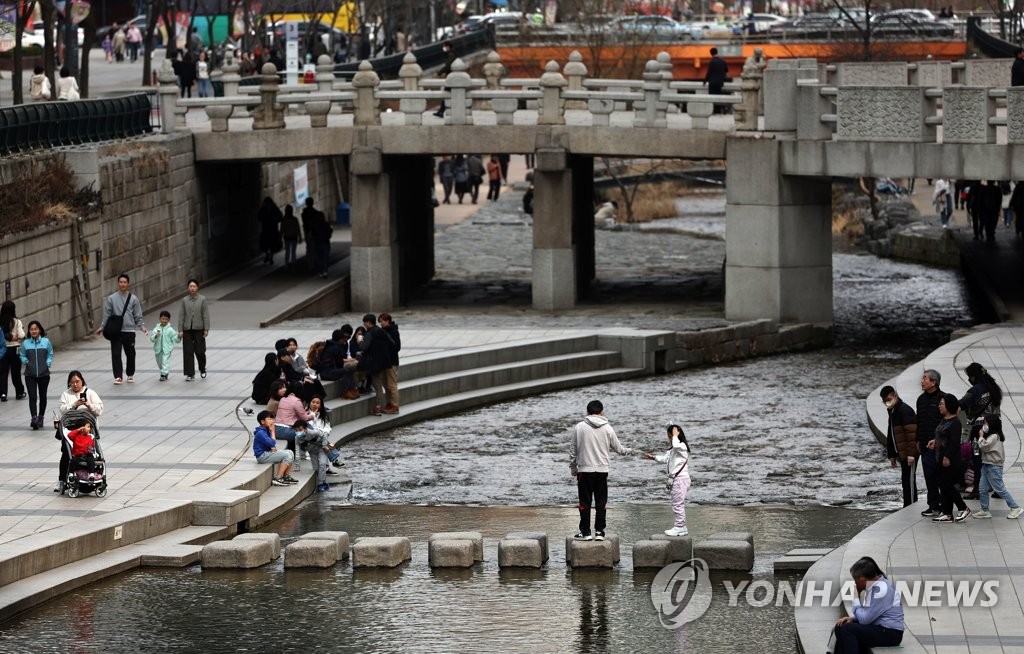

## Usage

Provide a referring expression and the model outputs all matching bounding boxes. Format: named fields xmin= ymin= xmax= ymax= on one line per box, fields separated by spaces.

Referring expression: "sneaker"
xmin=326 ymin=468 xmax=340 ymax=475
xmin=159 ymin=374 xmax=168 ymax=381
xmin=0 ymin=394 xmax=6 ymax=402
xmin=316 ymin=483 xmax=330 ymax=492
xmin=664 ymin=526 xmax=689 ymax=537
xmin=920 ymin=508 xmax=941 ymax=517
xmin=113 ymin=378 xmax=123 ymax=385
xmin=343 ymin=389 xmax=360 ymax=400
xmin=200 ymin=371 xmax=207 ymax=379
xmin=283 ymin=475 xmax=299 ymax=484
xmin=382 ymin=404 xmax=400 ymax=414
xmin=1009 ymin=507 xmax=1024 ymax=519
xmin=185 ymin=376 xmax=194 ymax=382
xmin=271 ymin=477 xmax=288 ymax=486
xmin=594 ymin=531 xmax=606 ymax=541
xmin=333 ymin=460 xmax=346 ymax=468
xmin=126 ymin=376 xmax=134 ymax=383
xmin=371 ymin=405 xmax=383 ymax=417
xmin=933 ymin=514 xmax=954 ymax=522
xmin=16 ymin=393 xmax=26 ymax=400
xmin=973 ymin=510 xmax=993 ymax=519
xmin=955 ymin=508 xmax=972 ymax=522
xmin=573 ymin=532 xmax=593 ymax=541
xmin=54 ymin=481 xmax=64 ymax=493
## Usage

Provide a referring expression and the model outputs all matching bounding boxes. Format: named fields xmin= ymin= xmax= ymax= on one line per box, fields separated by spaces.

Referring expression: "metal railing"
xmin=0 ymin=93 xmax=153 ymax=155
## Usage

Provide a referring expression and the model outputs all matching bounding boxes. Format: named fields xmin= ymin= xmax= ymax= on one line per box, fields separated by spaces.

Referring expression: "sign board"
xmin=285 ymin=21 xmax=299 ymax=85
xmin=294 ymin=164 xmax=309 ymax=206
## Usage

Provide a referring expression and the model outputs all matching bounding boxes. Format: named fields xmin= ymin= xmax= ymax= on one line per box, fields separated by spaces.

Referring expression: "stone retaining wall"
xmin=888 ymin=224 xmax=961 ymax=268
xmin=663 ymin=319 xmax=832 ymax=372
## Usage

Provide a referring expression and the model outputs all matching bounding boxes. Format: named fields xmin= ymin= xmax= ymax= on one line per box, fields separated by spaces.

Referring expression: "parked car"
xmin=458 ymin=11 xmax=524 ymax=33
xmin=607 ymin=15 xmax=690 ymax=41
xmin=870 ymin=11 xmax=955 ymax=37
xmin=734 ymin=13 xmax=788 ymax=34
xmin=767 ymin=13 xmax=857 ymax=38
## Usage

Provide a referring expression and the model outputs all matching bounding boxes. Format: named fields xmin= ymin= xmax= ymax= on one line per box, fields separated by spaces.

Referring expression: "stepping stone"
xmin=299 ymin=531 xmax=350 ymax=561
xmin=697 ymin=538 xmax=754 ymax=571
xmin=429 ymin=531 xmax=483 ymax=561
xmin=564 ymin=535 xmax=619 ymax=568
xmin=428 ymin=539 xmax=475 ymax=568
xmin=708 ymin=531 xmax=754 ymax=545
xmin=352 ymin=536 xmax=412 ymax=568
xmin=650 ymin=533 xmax=693 ymax=562
xmin=284 ymin=540 xmax=336 ymax=568
xmin=201 ymin=539 xmax=274 ymax=569
xmin=633 ymin=540 xmax=673 ymax=570
xmin=506 ymin=531 xmax=548 ymax=562
xmin=233 ymin=533 xmax=281 ymax=559
xmin=773 ymin=555 xmax=824 ymax=572
xmin=498 ymin=538 xmax=544 ymax=568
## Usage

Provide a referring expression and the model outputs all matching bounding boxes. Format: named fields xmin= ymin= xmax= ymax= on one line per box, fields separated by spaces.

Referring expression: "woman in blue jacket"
xmin=20 ymin=320 xmax=54 ymax=430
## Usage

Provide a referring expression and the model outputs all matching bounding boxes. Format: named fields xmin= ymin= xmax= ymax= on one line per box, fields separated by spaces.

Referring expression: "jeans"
xmin=833 ymin=622 xmax=903 ymax=653
xmin=0 ymin=346 xmax=24 ymax=397
xmin=487 ymin=179 xmax=501 ymax=201
xmin=110 ymin=331 xmax=136 ymax=379
xmin=921 ymin=448 xmax=940 ymax=511
xmin=576 ymin=471 xmax=609 ymax=535
xmin=979 ymin=464 xmax=1020 ymax=510
xmin=181 ymin=330 xmax=207 ymax=377
xmin=284 ymin=238 xmax=298 ymax=266
xmin=25 ymin=374 xmax=49 ymax=418
xmin=197 ymin=78 xmax=213 ymax=98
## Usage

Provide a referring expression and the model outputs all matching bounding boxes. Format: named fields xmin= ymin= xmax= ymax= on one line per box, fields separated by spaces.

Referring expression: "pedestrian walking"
xmin=433 ymin=41 xmax=455 ymax=118
xmin=280 ymin=204 xmax=300 ymax=268
xmin=438 ymin=155 xmax=455 ymax=204
xmin=303 ymin=197 xmax=332 ymax=278
xmin=486 ymin=155 xmax=503 ymax=201
xmin=20 ymin=320 xmax=53 ymax=430
xmin=932 ymin=178 xmax=952 ymax=229
xmin=972 ymin=414 xmax=1024 ymax=519
xmin=196 ymin=51 xmax=213 ymax=98
xmin=569 ymin=400 xmax=635 ymax=541
xmin=257 ymin=196 xmax=283 ymax=265
xmin=96 ymin=273 xmax=147 ymax=384
xmin=127 ymin=24 xmax=142 ymax=62
xmin=149 ymin=311 xmax=180 ymax=382
xmin=467 ymin=154 xmax=484 ymax=204
xmin=178 ymin=279 xmax=210 ymax=381
xmin=112 ymin=26 xmax=126 ymax=62
xmin=703 ymin=47 xmax=728 ymax=114
xmin=453 ymin=154 xmax=469 ymax=204
xmin=932 ymin=394 xmax=970 ymax=523
xmin=0 ymin=301 xmax=26 ymax=402
xmin=643 ymin=421 xmax=691 ymax=537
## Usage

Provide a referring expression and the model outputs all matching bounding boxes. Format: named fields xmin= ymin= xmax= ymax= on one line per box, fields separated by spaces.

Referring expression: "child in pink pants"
xmin=645 ymin=422 xmax=691 ymax=537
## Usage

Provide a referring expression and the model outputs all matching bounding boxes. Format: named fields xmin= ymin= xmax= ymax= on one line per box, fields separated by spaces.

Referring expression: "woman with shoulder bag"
xmin=0 ymin=301 xmax=26 ymax=402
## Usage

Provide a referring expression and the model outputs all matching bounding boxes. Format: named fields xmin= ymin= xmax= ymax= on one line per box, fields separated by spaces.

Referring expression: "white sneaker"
xmin=664 ymin=526 xmax=689 ymax=537
xmin=1009 ymin=507 xmax=1024 ymax=519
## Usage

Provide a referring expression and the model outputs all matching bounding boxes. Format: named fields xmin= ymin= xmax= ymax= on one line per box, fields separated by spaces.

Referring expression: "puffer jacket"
xmin=885 ymin=399 xmax=918 ymax=462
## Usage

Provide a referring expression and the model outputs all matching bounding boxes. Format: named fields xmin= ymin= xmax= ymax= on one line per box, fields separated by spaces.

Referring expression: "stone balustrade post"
xmin=735 ymin=49 xmax=765 ymax=131
xmin=219 ymin=54 xmax=243 ymax=117
xmin=941 ymin=87 xmax=996 ymax=144
xmin=445 ymin=58 xmax=474 ymax=125
xmin=157 ymin=59 xmax=179 ymax=134
xmin=305 ymin=101 xmax=332 ymax=127
xmin=1008 ymin=87 xmax=1024 ymax=144
xmin=352 ymin=60 xmax=381 ymax=126
xmin=795 ymin=81 xmax=832 ymax=140
xmin=563 ymin=50 xmax=587 ymax=110
xmin=398 ymin=52 xmax=425 ymax=124
xmin=252 ymin=62 xmax=285 ymax=129
xmin=634 ymin=59 xmax=666 ymax=128
xmin=205 ymin=105 xmax=233 ymax=132
xmin=479 ymin=50 xmax=505 ymax=111
xmin=316 ymin=54 xmax=334 ymax=94
xmin=538 ymin=60 xmax=567 ymax=125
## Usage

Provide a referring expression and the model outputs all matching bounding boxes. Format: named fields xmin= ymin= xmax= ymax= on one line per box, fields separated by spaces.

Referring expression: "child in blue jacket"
xmin=19 ymin=320 xmax=53 ymax=430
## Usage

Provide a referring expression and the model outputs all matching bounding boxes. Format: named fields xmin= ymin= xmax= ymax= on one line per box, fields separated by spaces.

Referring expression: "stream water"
xmin=0 ymin=199 xmax=981 ymax=653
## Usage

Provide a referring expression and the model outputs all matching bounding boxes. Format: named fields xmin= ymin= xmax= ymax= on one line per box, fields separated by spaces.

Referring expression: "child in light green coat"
xmin=150 ymin=310 xmax=181 ymax=381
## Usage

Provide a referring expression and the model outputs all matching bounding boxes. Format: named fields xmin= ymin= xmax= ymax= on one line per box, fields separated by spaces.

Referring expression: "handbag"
xmin=102 ymin=293 xmax=132 ymax=341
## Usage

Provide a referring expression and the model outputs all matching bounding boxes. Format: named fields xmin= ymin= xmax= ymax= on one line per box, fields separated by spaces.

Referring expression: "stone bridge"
xmin=157 ymin=51 xmax=1019 ymax=323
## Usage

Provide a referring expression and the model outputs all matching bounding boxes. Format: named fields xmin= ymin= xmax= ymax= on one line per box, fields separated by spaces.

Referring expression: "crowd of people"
xmin=881 ymin=364 xmax=1022 ymax=522
xmin=256 ymin=196 xmax=334 ymax=277
xmin=435 ymin=154 xmax=508 ymax=205
xmin=931 ymin=178 xmax=1024 ymax=241
xmin=249 ymin=313 xmax=400 ymax=488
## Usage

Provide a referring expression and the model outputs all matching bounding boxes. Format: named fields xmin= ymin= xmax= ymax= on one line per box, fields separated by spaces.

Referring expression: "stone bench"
xmin=697 ymin=532 xmax=754 ymax=571
xmin=428 ymin=539 xmax=475 ymax=568
xmin=284 ymin=539 xmax=337 ymax=568
xmin=506 ymin=531 xmax=548 ymax=562
xmin=352 ymin=536 xmax=412 ymax=568
xmin=650 ymin=533 xmax=693 ymax=562
xmin=201 ymin=539 xmax=274 ymax=569
xmin=428 ymin=531 xmax=483 ymax=561
xmin=298 ymin=531 xmax=350 ymax=561
xmin=564 ymin=534 xmax=620 ymax=568
xmin=633 ymin=540 xmax=673 ymax=570
xmin=233 ymin=532 xmax=281 ymax=559
xmin=498 ymin=538 xmax=544 ymax=568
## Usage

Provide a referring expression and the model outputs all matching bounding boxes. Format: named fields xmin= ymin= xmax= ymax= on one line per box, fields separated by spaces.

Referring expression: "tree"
xmin=10 ymin=1 xmax=36 ymax=105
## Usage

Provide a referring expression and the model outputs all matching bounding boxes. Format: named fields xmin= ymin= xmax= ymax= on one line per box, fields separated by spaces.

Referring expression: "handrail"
xmin=0 ymin=94 xmax=153 ymax=156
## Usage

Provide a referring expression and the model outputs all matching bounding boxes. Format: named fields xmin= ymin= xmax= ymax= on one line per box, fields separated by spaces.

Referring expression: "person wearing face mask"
xmin=916 ymin=369 xmax=944 ymax=517
xmin=880 ymin=386 xmax=917 ymax=507
xmin=972 ymin=415 xmax=1023 ymax=519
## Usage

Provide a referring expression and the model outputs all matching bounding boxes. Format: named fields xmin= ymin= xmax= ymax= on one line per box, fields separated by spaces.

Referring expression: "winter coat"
xmin=916 ymin=388 xmax=943 ymax=452
xmin=30 ymin=73 xmax=51 ymax=100
xmin=653 ymin=434 xmax=690 ymax=478
xmin=569 ymin=414 xmax=632 ymax=474
xmin=885 ymin=399 xmax=918 ymax=462
xmin=19 ymin=335 xmax=53 ymax=379
xmin=149 ymin=324 xmax=180 ymax=356
xmin=4 ymin=317 xmax=24 ymax=347
xmin=359 ymin=325 xmax=395 ymax=375
xmin=179 ymin=293 xmax=211 ymax=332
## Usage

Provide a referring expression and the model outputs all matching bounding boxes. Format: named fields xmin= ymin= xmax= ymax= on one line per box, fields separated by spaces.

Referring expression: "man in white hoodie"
xmin=569 ymin=400 xmax=634 ymax=541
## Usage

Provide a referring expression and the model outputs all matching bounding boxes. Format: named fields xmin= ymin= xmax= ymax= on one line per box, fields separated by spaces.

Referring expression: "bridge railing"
xmin=160 ymin=48 xmax=762 ymax=134
xmin=763 ymin=56 xmax=1021 ymax=144
xmin=0 ymin=93 xmax=154 ymax=155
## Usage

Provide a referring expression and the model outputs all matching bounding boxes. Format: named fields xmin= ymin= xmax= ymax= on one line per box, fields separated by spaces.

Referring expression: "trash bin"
xmin=336 ymin=202 xmax=350 ymax=225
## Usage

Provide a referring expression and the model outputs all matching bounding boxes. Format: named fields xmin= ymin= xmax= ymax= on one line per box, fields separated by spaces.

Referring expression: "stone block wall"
xmin=262 ymin=157 xmax=344 ymax=216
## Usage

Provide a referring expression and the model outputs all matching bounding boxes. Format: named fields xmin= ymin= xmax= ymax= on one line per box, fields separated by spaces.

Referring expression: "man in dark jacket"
xmin=359 ymin=314 xmax=395 ymax=416
xmin=379 ymin=312 xmax=401 ymax=414
xmin=1012 ymin=47 xmax=1024 ymax=87
xmin=881 ymin=386 xmax=918 ymax=507
xmin=703 ymin=47 xmax=728 ymax=114
xmin=434 ymin=41 xmax=456 ymax=118
xmin=319 ymin=328 xmax=359 ymax=399
xmin=916 ymin=369 xmax=943 ymax=517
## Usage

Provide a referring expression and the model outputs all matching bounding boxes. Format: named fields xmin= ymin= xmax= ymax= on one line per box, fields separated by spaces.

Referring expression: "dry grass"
xmin=606 ymin=181 xmax=687 ymax=223
xmin=0 ymin=157 xmax=100 ymax=238
xmin=832 ymin=209 xmax=865 ymax=238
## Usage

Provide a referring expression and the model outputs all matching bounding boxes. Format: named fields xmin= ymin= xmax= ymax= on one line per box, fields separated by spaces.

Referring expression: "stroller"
xmin=56 ymin=409 xmax=107 ymax=498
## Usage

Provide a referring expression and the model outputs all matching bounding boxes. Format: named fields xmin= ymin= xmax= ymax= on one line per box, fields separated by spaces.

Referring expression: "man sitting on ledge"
xmin=831 ymin=556 xmax=904 ymax=653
